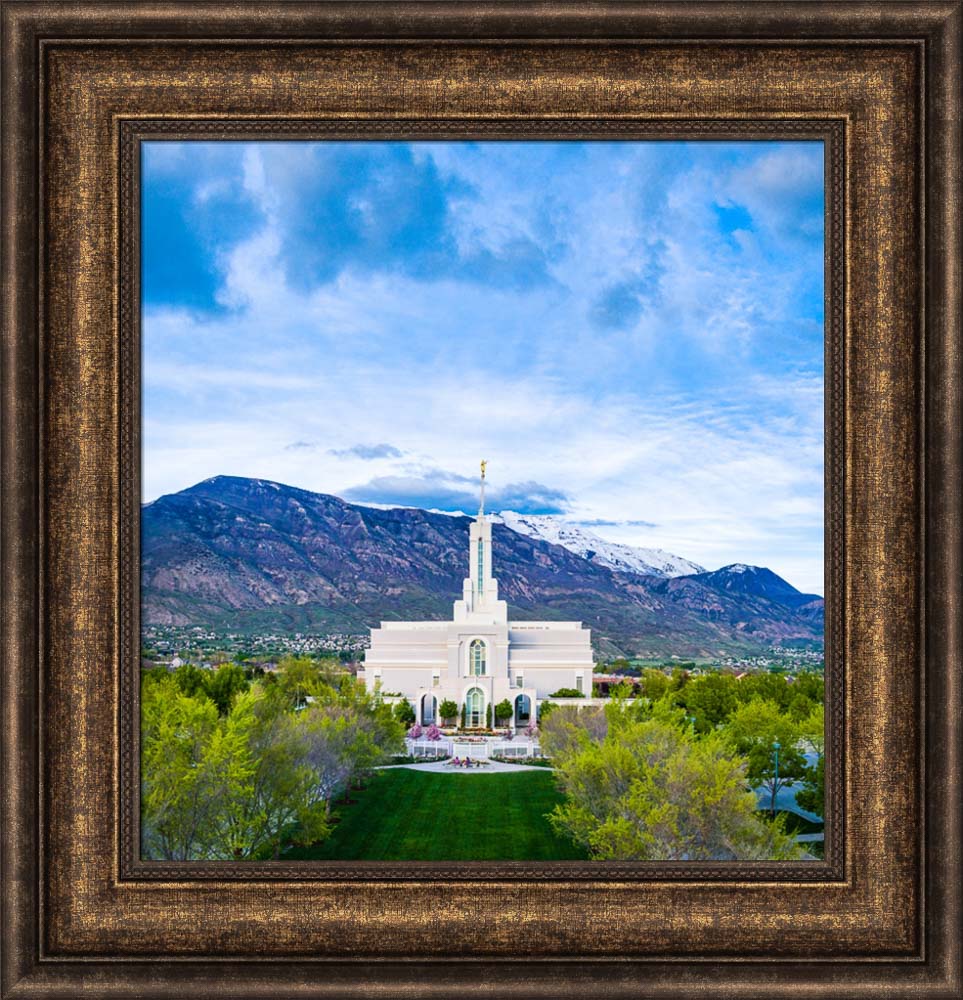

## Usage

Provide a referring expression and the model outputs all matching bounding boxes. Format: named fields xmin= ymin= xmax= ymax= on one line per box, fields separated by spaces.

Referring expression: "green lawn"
xmin=283 ymin=767 xmax=588 ymax=861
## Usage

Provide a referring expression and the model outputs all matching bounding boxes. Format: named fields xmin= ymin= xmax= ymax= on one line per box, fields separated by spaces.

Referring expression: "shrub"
xmin=550 ymin=714 xmax=802 ymax=861
xmin=407 ymin=723 xmax=423 ymax=740
xmin=550 ymin=687 xmax=584 ymax=698
xmin=424 ymin=724 xmax=442 ymax=741
xmin=394 ymin=700 xmax=416 ymax=726
xmin=494 ymin=698 xmax=513 ymax=724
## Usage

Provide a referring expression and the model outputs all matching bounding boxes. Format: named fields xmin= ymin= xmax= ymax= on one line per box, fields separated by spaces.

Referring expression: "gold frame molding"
xmin=2 ymin=3 xmax=960 ymax=997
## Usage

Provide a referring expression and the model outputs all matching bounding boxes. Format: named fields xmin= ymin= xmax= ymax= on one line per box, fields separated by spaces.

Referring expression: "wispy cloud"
xmin=343 ymin=469 xmax=570 ymax=515
xmin=575 ymin=518 xmax=658 ymax=529
xmin=329 ymin=443 xmax=403 ymax=460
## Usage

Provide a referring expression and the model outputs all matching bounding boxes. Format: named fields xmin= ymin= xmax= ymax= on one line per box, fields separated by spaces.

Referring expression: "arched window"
xmin=469 ymin=639 xmax=487 ymax=676
xmin=466 ymin=687 xmax=485 ymax=728
xmin=514 ymin=693 xmax=531 ymax=724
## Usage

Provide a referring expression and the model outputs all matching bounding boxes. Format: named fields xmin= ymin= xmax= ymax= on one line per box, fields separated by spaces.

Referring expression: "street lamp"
xmin=771 ymin=740 xmax=781 ymax=817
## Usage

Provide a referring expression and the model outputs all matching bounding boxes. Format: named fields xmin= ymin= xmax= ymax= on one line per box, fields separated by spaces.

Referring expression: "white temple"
xmin=362 ymin=462 xmax=594 ymax=728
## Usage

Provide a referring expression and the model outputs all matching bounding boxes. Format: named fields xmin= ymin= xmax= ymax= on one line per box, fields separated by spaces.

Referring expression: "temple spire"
xmin=453 ymin=457 xmax=506 ymax=623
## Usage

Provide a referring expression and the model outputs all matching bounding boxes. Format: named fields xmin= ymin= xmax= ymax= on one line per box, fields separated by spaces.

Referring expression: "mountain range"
xmin=141 ymin=476 xmax=824 ymax=659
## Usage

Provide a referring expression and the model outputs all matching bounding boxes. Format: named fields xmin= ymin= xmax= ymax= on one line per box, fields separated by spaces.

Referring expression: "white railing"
xmin=404 ymin=737 xmax=543 ymax=760
xmin=451 ymin=739 xmax=490 ymax=759
xmin=406 ymin=738 xmax=452 ymax=758
xmin=490 ymin=741 xmax=542 ymax=758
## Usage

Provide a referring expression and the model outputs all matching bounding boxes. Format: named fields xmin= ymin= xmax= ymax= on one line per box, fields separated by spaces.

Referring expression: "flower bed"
xmin=390 ymin=753 xmax=449 ymax=765
xmin=490 ymin=755 xmax=553 ymax=768
xmin=446 ymin=756 xmax=491 ymax=768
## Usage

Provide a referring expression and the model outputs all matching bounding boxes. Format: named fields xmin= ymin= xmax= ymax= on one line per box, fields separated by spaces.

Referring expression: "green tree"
xmin=796 ymin=703 xmax=825 ymax=817
xmin=211 ymin=689 xmax=330 ymax=859
xmin=393 ymin=699 xmax=416 ymax=726
xmin=672 ymin=673 xmax=739 ymax=732
xmin=735 ymin=673 xmax=794 ymax=712
xmin=140 ymin=669 xmax=404 ymax=861
xmin=494 ymin=699 xmax=513 ymax=725
xmin=334 ymin=677 xmax=405 ymax=783
xmin=549 ymin=714 xmax=800 ymax=861
xmin=724 ymin=700 xmax=808 ymax=816
xmin=204 ymin=662 xmax=249 ymax=716
xmin=795 ymin=753 xmax=824 ymax=818
xmin=792 ymin=673 xmax=825 ymax=705
xmin=438 ymin=699 xmax=458 ymax=725
xmin=786 ymin=691 xmax=817 ymax=721
xmin=172 ymin=662 xmax=209 ymax=699
xmin=540 ymin=704 xmax=608 ymax=760
xmin=272 ymin=656 xmax=325 ymax=710
xmin=798 ymin=703 xmax=825 ymax=755
xmin=141 ymin=674 xmax=222 ymax=860
xmin=296 ymin=702 xmax=356 ymax=816
xmin=636 ymin=669 xmax=670 ymax=701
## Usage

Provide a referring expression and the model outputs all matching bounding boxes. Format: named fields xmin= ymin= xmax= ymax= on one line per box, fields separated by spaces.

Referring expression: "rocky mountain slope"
xmin=142 ymin=476 xmax=823 ymax=658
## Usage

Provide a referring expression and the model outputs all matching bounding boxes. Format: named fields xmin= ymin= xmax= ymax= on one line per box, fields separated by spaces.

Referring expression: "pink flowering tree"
xmin=407 ymin=723 xmax=423 ymax=740
xmin=424 ymin=724 xmax=442 ymax=741
xmin=525 ymin=723 xmax=539 ymax=738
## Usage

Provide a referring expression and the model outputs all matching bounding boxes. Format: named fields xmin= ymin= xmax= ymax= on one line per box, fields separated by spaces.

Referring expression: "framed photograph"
xmin=134 ymin=132 xmax=831 ymax=874
xmin=2 ymin=3 xmax=960 ymax=998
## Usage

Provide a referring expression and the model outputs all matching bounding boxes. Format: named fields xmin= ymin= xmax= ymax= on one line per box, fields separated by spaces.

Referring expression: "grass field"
xmin=283 ymin=767 xmax=588 ymax=861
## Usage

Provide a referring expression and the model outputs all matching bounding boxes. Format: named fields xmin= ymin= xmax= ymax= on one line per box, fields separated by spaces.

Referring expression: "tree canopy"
xmin=141 ymin=660 xmax=404 ymax=860
xmin=548 ymin=705 xmax=801 ymax=861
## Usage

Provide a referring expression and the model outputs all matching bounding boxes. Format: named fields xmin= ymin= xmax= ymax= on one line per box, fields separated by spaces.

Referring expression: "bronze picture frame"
xmin=1 ymin=2 xmax=960 ymax=997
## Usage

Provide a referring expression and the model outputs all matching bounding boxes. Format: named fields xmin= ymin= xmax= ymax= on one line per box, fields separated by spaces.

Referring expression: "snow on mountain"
xmin=492 ymin=512 xmax=705 ymax=579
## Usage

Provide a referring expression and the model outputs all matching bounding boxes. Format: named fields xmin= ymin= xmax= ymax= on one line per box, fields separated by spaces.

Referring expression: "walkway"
xmin=380 ymin=759 xmax=550 ymax=774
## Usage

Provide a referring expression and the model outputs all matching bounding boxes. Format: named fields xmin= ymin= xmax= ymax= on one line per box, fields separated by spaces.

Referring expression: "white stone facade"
xmin=363 ymin=484 xmax=594 ymax=728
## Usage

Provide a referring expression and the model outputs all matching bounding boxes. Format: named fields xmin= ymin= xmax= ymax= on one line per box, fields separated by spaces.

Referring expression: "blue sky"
xmin=142 ymin=140 xmax=825 ymax=593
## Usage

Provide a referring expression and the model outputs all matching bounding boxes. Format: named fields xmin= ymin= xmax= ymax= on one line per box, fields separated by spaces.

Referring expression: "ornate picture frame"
xmin=2 ymin=3 xmax=960 ymax=997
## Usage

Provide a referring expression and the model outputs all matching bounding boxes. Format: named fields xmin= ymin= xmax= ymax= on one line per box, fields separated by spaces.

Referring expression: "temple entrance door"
xmin=514 ymin=693 xmax=531 ymax=726
xmin=465 ymin=687 xmax=485 ymax=728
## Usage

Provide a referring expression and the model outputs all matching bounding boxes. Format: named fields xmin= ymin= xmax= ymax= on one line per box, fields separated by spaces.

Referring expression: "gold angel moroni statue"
xmin=479 ymin=459 xmax=487 ymax=515
xmin=480 ymin=459 xmax=487 ymax=480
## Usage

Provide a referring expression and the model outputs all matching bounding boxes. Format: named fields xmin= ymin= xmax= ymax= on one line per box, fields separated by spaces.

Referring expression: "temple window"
xmin=469 ymin=639 xmax=487 ymax=676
